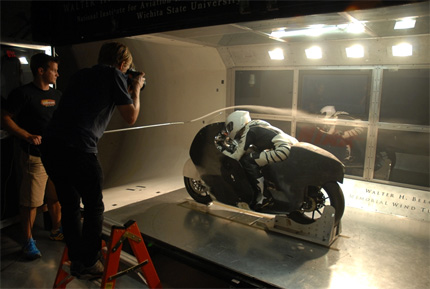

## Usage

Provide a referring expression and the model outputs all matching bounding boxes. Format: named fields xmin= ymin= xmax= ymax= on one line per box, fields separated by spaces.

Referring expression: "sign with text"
xmin=342 ymin=179 xmax=429 ymax=222
xmin=31 ymin=1 xmax=403 ymax=46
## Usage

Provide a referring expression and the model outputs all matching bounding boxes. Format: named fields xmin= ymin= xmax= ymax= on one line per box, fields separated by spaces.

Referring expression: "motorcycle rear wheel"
xmin=184 ymin=177 xmax=212 ymax=205
xmin=289 ymin=182 xmax=345 ymax=226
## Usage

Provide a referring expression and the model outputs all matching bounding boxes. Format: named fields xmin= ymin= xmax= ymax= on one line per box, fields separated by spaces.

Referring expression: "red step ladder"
xmin=53 ymin=220 xmax=162 ymax=289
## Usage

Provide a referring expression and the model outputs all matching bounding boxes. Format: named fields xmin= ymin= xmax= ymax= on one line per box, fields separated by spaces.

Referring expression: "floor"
xmin=0 ymin=177 xmax=231 ymax=289
xmin=105 ymin=188 xmax=430 ymax=289
xmin=1 ymin=177 xmax=429 ymax=289
xmin=0 ymin=214 xmax=231 ymax=289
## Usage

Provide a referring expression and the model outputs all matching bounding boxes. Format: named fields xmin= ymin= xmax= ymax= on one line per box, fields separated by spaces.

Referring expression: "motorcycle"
xmin=183 ymin=122 xmax=345 ymax=225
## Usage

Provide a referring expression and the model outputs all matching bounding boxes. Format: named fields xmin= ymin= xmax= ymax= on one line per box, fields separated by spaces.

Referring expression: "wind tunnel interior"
xmin=48 ymin=2 xmax=430 ymax=220
xmin=0 ymin=2 xmax=429 ymax=288
xmin=1 ymin=1 xmax=428 ymax=219
xmin=55 ymin=38 xmax=228 ymax=190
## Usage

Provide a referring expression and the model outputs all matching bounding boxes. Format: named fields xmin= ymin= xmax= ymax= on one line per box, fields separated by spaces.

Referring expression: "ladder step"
xmin=107 ymin=260 xmax=148 ymax=281
xmin=53 ymin=220 xmax=162 ymax=289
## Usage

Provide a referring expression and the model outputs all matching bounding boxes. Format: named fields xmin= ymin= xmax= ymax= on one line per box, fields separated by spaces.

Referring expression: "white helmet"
xmin=225 ymin=110 xmax=251 ymax=139
xmin=320 ymin=106 xmax=336 ymax=118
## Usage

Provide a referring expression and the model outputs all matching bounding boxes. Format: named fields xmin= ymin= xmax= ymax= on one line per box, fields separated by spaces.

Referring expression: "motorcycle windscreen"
xmin=190 ymin=122 xmax=254 ymax=205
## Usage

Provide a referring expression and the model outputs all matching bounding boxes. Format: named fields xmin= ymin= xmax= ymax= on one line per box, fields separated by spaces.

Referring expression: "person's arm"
xmin=1 ymin=109 xmax=42 ymax=145
xmin=222 ymin=126 xmax=250 ymax=161
xmin=116 ymin=73 xmax=145 ymax=125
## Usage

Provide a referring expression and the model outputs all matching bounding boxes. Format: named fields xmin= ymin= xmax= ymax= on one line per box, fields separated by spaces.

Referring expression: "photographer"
xmin=41 ymin=42 xmax=145 ymax=279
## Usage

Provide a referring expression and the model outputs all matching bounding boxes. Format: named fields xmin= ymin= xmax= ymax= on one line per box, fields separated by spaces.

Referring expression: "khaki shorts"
xmin=19 ymin=152 xmax=57 ymax=207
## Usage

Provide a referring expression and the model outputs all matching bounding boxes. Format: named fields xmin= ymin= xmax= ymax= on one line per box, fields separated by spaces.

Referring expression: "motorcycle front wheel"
xmin=184 ymin=177 xmax=212 ymax=205
xmin=289 ymin=182 xmax=345 ymax=226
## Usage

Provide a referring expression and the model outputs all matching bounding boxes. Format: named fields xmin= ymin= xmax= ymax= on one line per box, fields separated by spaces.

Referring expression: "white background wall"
xmin=59 ymin=37 xmax=228 ymax=188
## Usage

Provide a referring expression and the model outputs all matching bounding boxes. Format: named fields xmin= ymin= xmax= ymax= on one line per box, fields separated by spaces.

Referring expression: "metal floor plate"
xmin=105 ymin=188 xmax=430 ymax=289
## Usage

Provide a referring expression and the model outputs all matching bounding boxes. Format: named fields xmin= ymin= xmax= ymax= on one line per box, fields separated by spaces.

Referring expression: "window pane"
xmin=235 ymin=70 xmax=293 ymax=111
xmin=260 ymin=119 xmax=292 ymax=135
xmin=296 ymin=122 xmax=367 ymax=177
xmin=374 ymin=130 xmax=429 ymax=187
xmin=298 ymin=70 xmax=371 ymax=120
xmin=380 ymin=69 xmax=429 ymax=125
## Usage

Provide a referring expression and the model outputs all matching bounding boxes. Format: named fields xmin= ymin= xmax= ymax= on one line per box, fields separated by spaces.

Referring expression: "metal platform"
xmin=104 ymin=188 xmax=430 ymax=289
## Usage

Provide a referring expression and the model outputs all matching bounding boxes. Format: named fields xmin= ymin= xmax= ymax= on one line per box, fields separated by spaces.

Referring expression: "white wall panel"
xmin=66 ymin=38 xmax=228 ymax=188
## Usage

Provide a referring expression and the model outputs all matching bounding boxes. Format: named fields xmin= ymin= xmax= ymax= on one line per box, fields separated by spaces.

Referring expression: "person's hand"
xmin=26 ymin=134 xmax=42 ymax=145
xmin=130 ymin=72 xmax=146 ymax=92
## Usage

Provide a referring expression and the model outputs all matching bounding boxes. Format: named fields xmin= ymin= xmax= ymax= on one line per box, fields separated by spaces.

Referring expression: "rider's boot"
xmin=255 ymin=177 xmax=265 ymax=203
xmin=254 ymin=177 xmax=266 ymax=210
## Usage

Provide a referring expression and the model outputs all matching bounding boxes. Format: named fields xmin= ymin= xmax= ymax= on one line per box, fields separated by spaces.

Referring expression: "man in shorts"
xmin=1 ymin=53 xmax=63 ymax=260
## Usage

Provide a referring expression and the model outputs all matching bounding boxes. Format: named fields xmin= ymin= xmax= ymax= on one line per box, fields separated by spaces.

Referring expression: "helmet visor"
xmin=225 ymin=121 xmax=233 ymax=134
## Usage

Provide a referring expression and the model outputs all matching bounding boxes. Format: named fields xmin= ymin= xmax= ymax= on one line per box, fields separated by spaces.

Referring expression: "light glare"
xmin=346 ymin=45 xmax=364 ymax=58
xmin=268 ymin=48 xmax=284 ymax=60
xmin=19 ymin=57 xmax=28 ymax=64
xmin=394 ymin=18 xmax=416 ymax=30
xmin=392 ymin=43 xmax=412 ymax=56
xmin=305 ymin=46 xmax=322 ymax=59
xmin=346 ymin=23 xmax=365 ymax=34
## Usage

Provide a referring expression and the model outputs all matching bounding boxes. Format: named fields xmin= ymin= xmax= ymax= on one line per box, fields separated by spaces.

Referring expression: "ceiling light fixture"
xmin=270 ymin=25 xmax=337 ymax=38
xmin=268 ymin=48 xmax=284 ymax=60
xmin=394 ymin=18 xmax=416 ymax=30
xmin=19 ymin=57 xmax=28 ymax=64
xmin=392 ymin=43 xmax=412 ymax=56
xmin=346 ymin=22 xmax=365 ymax=34
xmin=305 ymin=46 xmax=322 ymax=59
xmin=346 ymin=45 xmax=364 ymax=58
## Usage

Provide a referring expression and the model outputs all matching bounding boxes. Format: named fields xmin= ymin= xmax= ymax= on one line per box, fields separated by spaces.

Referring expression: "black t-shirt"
xmin=45 ymin=64 xmax=133 ymax=153
xmin=4 ymin=82 xmax=62 ymax=156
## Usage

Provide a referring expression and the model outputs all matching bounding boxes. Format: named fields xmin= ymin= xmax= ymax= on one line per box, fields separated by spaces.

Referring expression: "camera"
xmin=126 ymin=69 xmax=146 ymax=90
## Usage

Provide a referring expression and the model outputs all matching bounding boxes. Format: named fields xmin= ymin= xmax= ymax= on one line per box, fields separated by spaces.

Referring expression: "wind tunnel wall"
xmin=56 ymin=38 xmax=228 ymax=189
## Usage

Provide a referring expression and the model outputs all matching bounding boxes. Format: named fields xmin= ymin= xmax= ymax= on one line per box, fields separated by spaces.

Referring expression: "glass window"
xmin=380 ymin=69 xmax=430 ymax=125
xmin=235 ymin=70 xmax=293 ymax=111
xmin=296 ymin=122 xmax=367 ymax=177
xmin=298 ymin=70 xmax=371 ymax=120
xmin=260 ymin=119 xmax=292 ymax=135
xmin=374 ymin=130 xmax=429 ymax=188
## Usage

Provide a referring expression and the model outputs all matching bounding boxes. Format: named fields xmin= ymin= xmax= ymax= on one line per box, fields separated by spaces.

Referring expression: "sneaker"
xmin=253 ymin=196 xmax=274 ymax=212
xmin=49 ymin=227 xmax=64 ymax=241
xmin=71 ymin=260 xmax=104 ymax=280
xmin=23 ymin=238 xmax=42 ymax=260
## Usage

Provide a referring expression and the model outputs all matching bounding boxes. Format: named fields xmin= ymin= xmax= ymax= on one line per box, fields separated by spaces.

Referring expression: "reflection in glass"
xmin=296 ymin=122 xmax=367 ymax=177
xmin=298 ymin=70 xmax=371 ymax=120
xmin=260 ymin=119 xmax=291 ymax=136
xmin=374 ymin=130 xmax=429 ymax=188
xmin=235 ymin=70 xmax=293 ymax=110
xmin=380 ymin=69 xmax=429 ymax=125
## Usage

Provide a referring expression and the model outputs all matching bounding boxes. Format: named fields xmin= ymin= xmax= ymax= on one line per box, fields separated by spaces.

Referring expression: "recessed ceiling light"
xmin=392 ymin=43 xmax=412 ymax=56
xmin=394 ymin=18 xmax=416 ymax=30
xmin=268 ymin=48 xmax=284 ymax=60
xmin=19 ymin=57 xmax=28 ymax=64
xmin=346 ymin=45 xmax=364 ymax=58
xmin=346 ymin=23 xmax=365 ymax=34
xmin=305 ymin=46 xmax=322 ymax=59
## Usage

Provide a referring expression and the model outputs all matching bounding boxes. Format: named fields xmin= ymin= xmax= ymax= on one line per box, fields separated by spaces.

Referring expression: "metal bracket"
xmin=254 ymin=206 xmax=341 ymax=246
xmin=181 ymin=200 xmax=341 ymax=247
xmin=112 ymin=231 xmax=142 ymax=252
